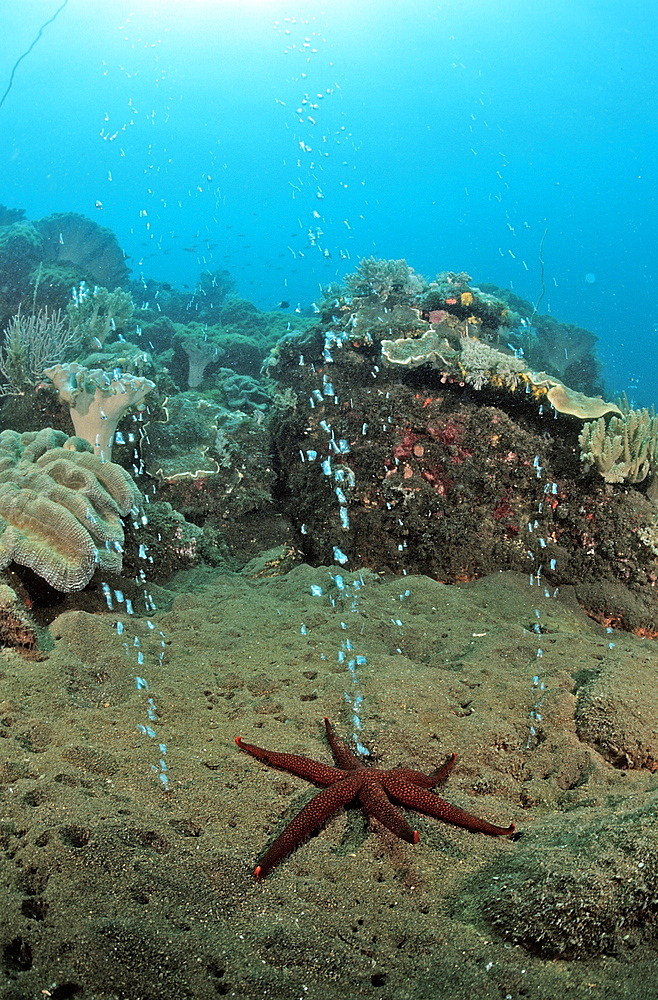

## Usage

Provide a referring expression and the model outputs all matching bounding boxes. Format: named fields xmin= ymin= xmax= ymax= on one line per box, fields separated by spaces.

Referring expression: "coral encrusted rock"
xmin=0 ymin=428 xmax=141 ymax=591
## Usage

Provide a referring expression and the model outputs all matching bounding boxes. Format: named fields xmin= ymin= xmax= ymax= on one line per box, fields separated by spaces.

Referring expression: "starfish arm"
xmin=323 ymin=717 xmax=364 ymax=771
xmin=382 ymin=776 xmax=515 ymax=836
xmin=389 ymin=753 xmax=457 ymax=788
xmin=235 ymin=736 xmax=345 ymax=786
xmin=254 ymin=774 xmax=363 ymax=877
xmin=357 ymin=779 xmax=419 ymax=844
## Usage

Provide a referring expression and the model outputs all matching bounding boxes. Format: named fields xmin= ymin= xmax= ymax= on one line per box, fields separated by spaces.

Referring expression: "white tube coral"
xmin=44 ymin=362 xmax=155 ymax=462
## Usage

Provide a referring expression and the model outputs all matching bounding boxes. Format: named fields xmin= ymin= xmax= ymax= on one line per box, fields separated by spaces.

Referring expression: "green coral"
xmin=66 ymin=283 xmax=133 ymax=349
xmin=0 ymin=222 xmax=44 ymax=285
xmin=221 ymin=372 xmax=271 ymax=412
xmin=29 ymin=261 xmax=85 ymax=312
xmin=173 ymin=305 xmax=313 ymax=387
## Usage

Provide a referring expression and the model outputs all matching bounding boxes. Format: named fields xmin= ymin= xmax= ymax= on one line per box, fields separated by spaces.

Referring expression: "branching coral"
xmin=459 ymin=337 xmax=526 ymax=390
xmin=0 ymin=306 xmax=79 ymax=393
xmin=44 ymin=362 xmax=155 ymax=462
xmin=343 ymin=258 xmax=426 ymax=307
xmin=0 ymin=427 xmax=141 ymax=591
xmin=579 ymin=409 xmax=658 ymax=490
xmin=67 ymin=283 xmax=134 ymax=349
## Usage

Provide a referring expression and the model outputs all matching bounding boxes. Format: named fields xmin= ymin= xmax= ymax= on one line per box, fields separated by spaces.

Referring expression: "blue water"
xmin=1 ymin=0 xmax=656 ymax=401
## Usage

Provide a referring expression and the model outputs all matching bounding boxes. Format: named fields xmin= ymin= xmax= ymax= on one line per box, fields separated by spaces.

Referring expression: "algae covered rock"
xmin=482 ymin=799 xmax=658 ymax=958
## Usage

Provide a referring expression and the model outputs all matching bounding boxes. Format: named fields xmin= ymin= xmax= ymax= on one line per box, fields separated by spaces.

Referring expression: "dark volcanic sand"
xmin=1 ymin=565 xmax=658 ymax=999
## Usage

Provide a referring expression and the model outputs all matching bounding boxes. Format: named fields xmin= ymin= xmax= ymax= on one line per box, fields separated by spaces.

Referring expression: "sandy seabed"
xmin=1 ymin=563 xmax=658 ymax=1000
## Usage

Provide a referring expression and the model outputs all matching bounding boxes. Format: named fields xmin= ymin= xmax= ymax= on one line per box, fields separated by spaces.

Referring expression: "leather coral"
xmin=44 ymin=362 xmax=155 ymax=462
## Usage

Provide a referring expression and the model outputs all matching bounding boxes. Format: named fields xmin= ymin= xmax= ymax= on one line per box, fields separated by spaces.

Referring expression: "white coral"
xmin=459 ymin=336 xmax=525 ymax=390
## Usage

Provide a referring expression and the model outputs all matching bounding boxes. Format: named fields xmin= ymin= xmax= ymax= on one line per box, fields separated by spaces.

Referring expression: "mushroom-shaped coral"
xmin=0 ymin=428 xmax=141 ymax=591
xmin=177 ymin=331 xmax=220 ymax=388
xmin=44 ymin=362 xmax=155 ymax=462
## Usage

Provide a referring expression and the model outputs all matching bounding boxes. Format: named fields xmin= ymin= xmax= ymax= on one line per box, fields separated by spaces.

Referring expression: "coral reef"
xmin=479 ymin=283 xmax=604 ymax=395
xmin=169 ymin=304 xmax=312 ymax=388
xmin=66 ymin=283 xmax=134 ymax=350
xmin=579 ymin=408 xmax=658 ymax=497
xmin=0 ymin=221 xmax=43 ymax=287
xmin=44 ymin=363 xmax=155 ymax=462
xmin=0 ymin=239 xmax=652 ymax=633
xmin=268 ymin=278 xmax=658 ymax=631
xmin=421 ymin=271 xmax=517 ymax=341
xmin=382 ymin=324 xmax=620 ymax=419
xmin=0 ymin=222 xmax=45 ymax=326
xmin=0 ymin=212 xmax=133 ymax=345
xmin=131 ymin=268 xmax=235 ymax=325
xmin=176 ymin=328 xmax=221 ymax=388
xmin=342 ymin=257 xmax=426 ymax=307
xmin=34 ymin=212 xmax=130 ymax=288
xmin=0 ymin=428 xmax=141 ymax=591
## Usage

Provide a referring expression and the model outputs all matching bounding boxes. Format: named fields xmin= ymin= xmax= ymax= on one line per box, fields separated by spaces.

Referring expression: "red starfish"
xmin=235 ymin=718 xmax=515 ymax=878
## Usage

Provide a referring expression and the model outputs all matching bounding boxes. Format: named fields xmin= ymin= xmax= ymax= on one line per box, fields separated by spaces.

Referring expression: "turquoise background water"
xmin=1 ymin=0 xmax=656 ymax=400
